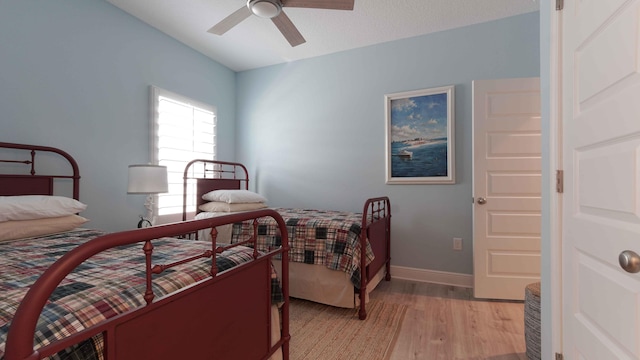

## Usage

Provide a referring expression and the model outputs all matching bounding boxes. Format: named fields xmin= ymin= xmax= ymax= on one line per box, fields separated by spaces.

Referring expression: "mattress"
xmin=231 ymin=208 xmax=375 ymax=289
xmin=194 ymin=211 xmax=235 ymax=243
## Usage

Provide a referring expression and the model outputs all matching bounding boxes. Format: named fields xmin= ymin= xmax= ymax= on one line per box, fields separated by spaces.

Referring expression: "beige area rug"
xmin=288 ymin=298 xmax=407 ymax=360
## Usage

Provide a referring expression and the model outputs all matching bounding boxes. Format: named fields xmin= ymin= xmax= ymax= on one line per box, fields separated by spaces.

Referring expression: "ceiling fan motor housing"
xmin=247 ymin=0 xmax=282 ymax=18
xmin=211 ymin=0 xmax=352 ymax=47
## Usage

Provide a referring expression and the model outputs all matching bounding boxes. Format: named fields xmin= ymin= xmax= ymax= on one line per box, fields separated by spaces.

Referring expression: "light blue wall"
xmin=236 ymin=12 xmax=540 ymax=274
xmin=0 ymin=0 xmax=236 ymax=231
xmin=0 ymin=0 xmax=540 ymax=276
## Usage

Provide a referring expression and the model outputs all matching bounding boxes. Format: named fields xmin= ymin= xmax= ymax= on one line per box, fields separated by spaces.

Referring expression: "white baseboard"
xmin=390 ymin=265 xmax=473 ymax=288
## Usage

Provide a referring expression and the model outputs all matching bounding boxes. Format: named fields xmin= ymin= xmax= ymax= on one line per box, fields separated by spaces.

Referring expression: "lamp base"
xmin=143 ymin=194 xmax=156 ymax=226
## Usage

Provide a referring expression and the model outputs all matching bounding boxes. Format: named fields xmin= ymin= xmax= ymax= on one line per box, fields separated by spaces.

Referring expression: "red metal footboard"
xmin=358 ymin=196 xmax=391 ymax=320
xmin=5 ymin=210 xmax=290 ymax=360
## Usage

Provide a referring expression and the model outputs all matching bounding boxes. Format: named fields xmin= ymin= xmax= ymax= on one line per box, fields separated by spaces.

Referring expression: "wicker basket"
xmin=524 ymin=282 xmax=541 ymax=360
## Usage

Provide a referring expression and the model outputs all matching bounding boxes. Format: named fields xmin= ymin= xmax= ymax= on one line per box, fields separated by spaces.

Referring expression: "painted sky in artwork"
xmin=390 ymin=92 xmax=448 ymax=142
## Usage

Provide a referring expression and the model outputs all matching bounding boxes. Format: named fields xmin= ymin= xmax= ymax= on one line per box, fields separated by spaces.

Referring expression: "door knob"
xmin=476 ymin=197 xmax=487 ymax=205
xmin=619 ymin=250 xmax=640 ymax=273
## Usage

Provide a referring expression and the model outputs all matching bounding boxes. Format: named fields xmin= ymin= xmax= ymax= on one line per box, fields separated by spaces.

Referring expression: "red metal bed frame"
xmin=1 ymin=143 xmax=290 ymax=360
xmin=181 ymin=159 xmax=391 ymax=320
xmin=0 ymin=142 xmax=80 ymax=199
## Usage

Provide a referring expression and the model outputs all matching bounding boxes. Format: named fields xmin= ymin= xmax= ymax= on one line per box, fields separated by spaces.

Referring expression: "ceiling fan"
xmin=208 ymin=0 xmax=355 ymax=47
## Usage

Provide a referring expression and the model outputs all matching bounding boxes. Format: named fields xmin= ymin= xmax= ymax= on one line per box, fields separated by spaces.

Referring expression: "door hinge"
xmin=556 ymin=0 xmax=564 ymax=11
xmin=556 ymin=353 xmax=564 ymax=360
xmin=556 ymin=170 xmax=564 ymax=193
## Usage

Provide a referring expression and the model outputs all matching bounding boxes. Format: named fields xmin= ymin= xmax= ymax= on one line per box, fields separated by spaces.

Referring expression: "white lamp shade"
xmin=127 ymin=165 xmax=168 ymax=194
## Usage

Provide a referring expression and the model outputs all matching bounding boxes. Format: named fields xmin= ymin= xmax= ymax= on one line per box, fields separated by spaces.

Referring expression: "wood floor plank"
xmin=371 ymin=279 xmax=527 ymax=360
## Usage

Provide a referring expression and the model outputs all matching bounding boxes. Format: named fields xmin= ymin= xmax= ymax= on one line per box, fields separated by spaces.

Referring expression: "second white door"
xmin=472 ymin=78 xmax=541 ymax=300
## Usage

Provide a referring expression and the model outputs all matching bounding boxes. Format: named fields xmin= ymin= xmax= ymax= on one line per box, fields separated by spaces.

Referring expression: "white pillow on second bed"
xmin=198 ymin=201 xmax=267 ymax=212
xmin=201 ymin=190 xmax=267 ymax=204
xmin=198 ymin=190 xmax=268 ymax=243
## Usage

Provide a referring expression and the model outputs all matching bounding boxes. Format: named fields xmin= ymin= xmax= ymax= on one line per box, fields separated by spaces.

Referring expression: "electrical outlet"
xmin=453 ymin=237 xmax=463 ymax=250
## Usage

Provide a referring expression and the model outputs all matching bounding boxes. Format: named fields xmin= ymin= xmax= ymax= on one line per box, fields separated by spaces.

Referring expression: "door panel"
xmin=562 ymin=0 xmax=640 ymax=358
xmin=489 ymin=212 xmax=541 ymax=236
xmin=488 ymin=173 xmax=541 ymax=196
xmin=473 ymin=78 xmax=541 ymax=300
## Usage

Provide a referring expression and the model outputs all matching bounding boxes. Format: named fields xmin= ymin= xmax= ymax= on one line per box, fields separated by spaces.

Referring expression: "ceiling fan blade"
xmin=282 ymin=0 xmax=354 ymax=10
xmin=271 ymin=11 xmax=306 ymax=47
xmin=208 ymin=6 xmax=252 ymax=35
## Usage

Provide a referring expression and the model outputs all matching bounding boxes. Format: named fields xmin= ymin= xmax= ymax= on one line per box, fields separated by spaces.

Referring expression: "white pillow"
xmin=0 ymin=215 xmax=89 ymax=242
xmin=0 ymin=195 xmax=87 ymax=222
xmin=201 ymin=190 xmax=267 ymax=204
xmin=199 ymin=201 xmax=267 ymax=213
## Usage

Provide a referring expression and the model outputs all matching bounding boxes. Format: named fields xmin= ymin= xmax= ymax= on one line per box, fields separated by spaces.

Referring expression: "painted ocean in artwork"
xmin=391 ymin=139 xmax=448 ymax=177
xmin=389 ymin=91 xmax=450 ymax=178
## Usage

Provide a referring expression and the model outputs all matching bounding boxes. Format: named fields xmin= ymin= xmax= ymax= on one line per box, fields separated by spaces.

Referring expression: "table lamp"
xmin=127 ymin=164 xmax=168 ymax=227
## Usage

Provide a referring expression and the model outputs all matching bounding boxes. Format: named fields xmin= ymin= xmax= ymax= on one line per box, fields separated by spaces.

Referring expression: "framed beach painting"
xmin=385 ymin=85 xmax=455 ymax=184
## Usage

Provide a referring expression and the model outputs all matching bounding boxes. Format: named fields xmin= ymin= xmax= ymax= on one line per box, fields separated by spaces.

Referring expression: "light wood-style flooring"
xmin=370 ymin=279 xmax=527 ymax=360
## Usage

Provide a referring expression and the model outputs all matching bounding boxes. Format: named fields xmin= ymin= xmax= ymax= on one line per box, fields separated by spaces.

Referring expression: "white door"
xmin=561 ymin=0 xmax=640 ymax=358
xmin=472 ymin=78 xmax=541 ymax=300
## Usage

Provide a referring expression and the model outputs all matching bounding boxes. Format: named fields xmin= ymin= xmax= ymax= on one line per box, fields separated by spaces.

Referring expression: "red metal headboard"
xmin=0 ymin=142 xmax=80 ymax=199
xmin=182 ymin=159 xmax=249 ymax=221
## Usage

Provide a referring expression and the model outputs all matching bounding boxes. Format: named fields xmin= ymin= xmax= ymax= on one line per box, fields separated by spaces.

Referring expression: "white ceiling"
xmin=106 ymin=0 xmax=539 ymax=72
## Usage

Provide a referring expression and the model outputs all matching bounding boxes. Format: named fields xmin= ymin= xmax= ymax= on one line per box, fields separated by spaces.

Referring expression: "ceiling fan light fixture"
xmin=247 ymin=0 xmax=282 ymax=19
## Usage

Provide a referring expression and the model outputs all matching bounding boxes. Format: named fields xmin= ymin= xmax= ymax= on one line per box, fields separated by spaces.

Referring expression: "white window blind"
xmin=150 ymin=86 xmax=216 ymax=223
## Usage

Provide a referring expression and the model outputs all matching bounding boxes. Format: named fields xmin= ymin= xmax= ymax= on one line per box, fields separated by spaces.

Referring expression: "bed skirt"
xmin=271 ymin=260 xmax=385 ymax=309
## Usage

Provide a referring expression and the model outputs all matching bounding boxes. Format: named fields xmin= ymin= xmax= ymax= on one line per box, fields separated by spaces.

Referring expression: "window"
xmin=150 ymin=86 xmax=216 ymax=223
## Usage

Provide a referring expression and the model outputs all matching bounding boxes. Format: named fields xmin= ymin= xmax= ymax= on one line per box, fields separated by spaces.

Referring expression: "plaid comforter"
xmin=231 ymin=208 xmax=375 ymax=289
xmin=0 ymin=229 xmax=282 ymax=359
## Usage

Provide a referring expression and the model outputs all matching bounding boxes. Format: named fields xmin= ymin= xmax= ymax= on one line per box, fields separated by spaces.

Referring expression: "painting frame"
xmin=385 ymin=85 xmax=455 ymax=184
